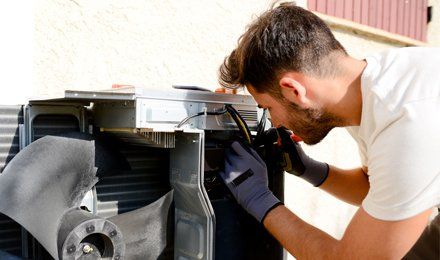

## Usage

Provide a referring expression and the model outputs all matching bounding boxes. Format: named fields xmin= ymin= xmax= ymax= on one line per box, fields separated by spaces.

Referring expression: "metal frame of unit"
xmin=19 ymin=103 xmax=88 ymax=259
xmin=23 ymin=103 xmax=87 ymax=145
xmin=20 ymin=87 xmax=261 ymax=260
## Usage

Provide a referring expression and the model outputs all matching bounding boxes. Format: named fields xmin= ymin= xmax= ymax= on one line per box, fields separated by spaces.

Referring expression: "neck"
xmin=326 ymin=56 xmax=366 ymax=126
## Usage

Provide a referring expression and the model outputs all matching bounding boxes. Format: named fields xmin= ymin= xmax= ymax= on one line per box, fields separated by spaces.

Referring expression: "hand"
xmin=276 ymin=127 xmax=329 ymax=187
xmin=220 ymin=142 xmax=282 ymax=223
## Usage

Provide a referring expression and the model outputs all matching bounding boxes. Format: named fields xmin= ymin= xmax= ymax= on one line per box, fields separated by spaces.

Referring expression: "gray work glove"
xmin=220 ymin=141 xmax=282 ymax=223
xmin=276 ymin=127 xmax=329 ymax=187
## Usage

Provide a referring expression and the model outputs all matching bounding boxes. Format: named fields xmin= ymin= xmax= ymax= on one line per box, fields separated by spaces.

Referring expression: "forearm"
xmin=263 ymin=205 xmax=340 ymax=259
xmin=263 ymin=205 xmax=431 ymax=260
xmin=319 ymin=165 xmax=369 ymax=206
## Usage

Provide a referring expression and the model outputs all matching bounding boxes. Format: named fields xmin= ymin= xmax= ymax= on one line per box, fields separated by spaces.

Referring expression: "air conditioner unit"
xmin=0 ymin=87 xmax=285 ymax=260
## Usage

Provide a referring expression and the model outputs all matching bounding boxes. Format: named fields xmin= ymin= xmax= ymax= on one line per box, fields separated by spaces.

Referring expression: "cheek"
xmin=268 ymin=109 xmax=288 ymax=127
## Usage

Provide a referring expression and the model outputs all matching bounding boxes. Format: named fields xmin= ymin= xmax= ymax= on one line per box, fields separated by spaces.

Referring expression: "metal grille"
xmin=96 ymin=141 xmax=170 ymax=218
xmin=32 ymin=114 xmax=80 ymax=141
xmin=0 ymin=105 xmax=23 ymax=256
xmin=0 ymin=218 xmax=22 ymax=256
xmin=237 ymin=109 xmax=258 ymax=123
xmin=0 ymin=106 xmax=22 ymax=173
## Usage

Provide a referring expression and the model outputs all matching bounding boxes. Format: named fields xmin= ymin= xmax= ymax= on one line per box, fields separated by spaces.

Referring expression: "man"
xmin=218 ymin=3 xmax=440 ymax=259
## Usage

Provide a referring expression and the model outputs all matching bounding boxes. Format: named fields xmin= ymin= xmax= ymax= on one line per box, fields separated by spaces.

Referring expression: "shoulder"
xmin=359 ymin=47 xmax=440 ymax=141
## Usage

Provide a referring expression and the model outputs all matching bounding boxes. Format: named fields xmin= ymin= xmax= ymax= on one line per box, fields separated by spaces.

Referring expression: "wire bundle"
xmin=176 ymin=105 xmax=268 ymax=145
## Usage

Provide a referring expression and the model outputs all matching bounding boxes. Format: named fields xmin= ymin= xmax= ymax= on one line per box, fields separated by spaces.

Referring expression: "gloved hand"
xmin=276 ymin=127 xmax=329 ymax=187
xmin=220 ymin=141 xmax=282 ymax=223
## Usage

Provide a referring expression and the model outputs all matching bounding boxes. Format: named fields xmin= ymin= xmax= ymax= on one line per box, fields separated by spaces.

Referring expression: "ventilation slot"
xmin=237 ymin=109 xmax=258 ymax=123
xmin=32 ymin=114 xmax=80 ymax=141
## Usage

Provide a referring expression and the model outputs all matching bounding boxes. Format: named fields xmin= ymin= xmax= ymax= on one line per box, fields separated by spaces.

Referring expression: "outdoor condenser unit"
xmin=0 ymin=87 xmax=285 ymax=260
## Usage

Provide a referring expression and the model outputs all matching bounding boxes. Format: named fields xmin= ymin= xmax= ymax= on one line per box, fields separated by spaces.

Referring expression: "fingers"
xmin=219 ymin=159 xmax=232 ymax=180
xmin=247 ymin=146 xmax=266 ymax=166
xmin=230 ymin=141 xmax=249 ymax=157
xmin=276 ymin=127 xmax=293 ymax=144
xmin=230 ymin=141 xmax=265 ymax=167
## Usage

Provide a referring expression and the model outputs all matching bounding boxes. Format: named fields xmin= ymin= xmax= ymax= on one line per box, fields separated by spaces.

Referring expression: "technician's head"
xmin=219 ymin=3 xmax=347 ymax=145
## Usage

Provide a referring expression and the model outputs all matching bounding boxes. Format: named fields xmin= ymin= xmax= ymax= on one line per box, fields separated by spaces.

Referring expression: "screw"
xmin=109 ymin=230 xmax=117 ymax=237
xmin=86 ymin=225 xmax=95 ymax=233
xmin=114 ymin=255 xmax=120 ymax=260
xmin=82 ymin=244 xmax=93 ymax=254
xmin=67 ymin=245 xmax=76 ymax=254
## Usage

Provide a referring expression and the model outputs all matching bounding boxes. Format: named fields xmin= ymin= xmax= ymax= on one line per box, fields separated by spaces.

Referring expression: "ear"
xmin=279 ymin=74 xmax=309 ymax=108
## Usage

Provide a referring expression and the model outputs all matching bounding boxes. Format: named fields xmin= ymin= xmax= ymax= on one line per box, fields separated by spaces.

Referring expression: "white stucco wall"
xmin=34 ymin=0 xmax=274 ymax=97
xmin=1 ymin=0 xmax=439 ymax=259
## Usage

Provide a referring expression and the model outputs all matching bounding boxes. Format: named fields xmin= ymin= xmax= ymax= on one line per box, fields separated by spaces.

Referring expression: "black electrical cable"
xmin=177 ymin=109 xmax=227 ymax=128
xmin=252 ymin=108 xmax=268 ymax=147
xmin=176 ymin=105 xmax=253 ymax=144
xmin=225 ymin=104 xmax=252 ymax=144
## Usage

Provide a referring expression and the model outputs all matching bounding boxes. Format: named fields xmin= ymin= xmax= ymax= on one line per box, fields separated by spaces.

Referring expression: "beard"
xmin=282 ymin=101 xmax=342 ymax=145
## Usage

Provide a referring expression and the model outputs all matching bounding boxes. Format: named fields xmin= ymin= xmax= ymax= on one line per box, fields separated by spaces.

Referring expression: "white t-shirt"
xmin=347 ymin=47 xmax=440 ymax=221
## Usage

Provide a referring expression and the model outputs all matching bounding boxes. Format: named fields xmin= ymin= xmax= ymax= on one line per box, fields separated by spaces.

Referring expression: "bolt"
xmin=82 ymin=244 xmax=93 ymax=254
xmin=86 ymin=225 xmax=95 ymax=233
xmin=67 ymin=245 xmax=76 ymax=254
xmin=109 ymin=230 xmax=117 ymax=237
xmin=114 ymin=255 xmax=120 ymax=260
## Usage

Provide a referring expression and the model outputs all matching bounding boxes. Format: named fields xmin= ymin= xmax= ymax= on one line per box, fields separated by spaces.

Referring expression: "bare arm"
xmin=263 ymin=205 xmax=431 ymax=259
xmin=318 ymin=165 xmax=370 ymax=206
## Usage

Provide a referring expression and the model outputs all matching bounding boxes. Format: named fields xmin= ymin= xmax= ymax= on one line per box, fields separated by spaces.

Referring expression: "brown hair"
xmin=219 ymin=3 xmax=347 ymax=94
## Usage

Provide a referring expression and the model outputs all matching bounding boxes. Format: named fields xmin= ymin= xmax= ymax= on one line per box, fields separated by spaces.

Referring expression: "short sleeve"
xmin=362 ymin=99 xmax=440 ymax=221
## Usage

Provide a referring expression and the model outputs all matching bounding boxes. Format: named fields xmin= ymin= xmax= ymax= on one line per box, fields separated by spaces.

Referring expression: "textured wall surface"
xmin=34 ymin=0 xmax=273 ymax=97
xmin=2 ymin=0 xmax=439 ymax=259
xmin=428 ymin=0 xmax=440 ymax=45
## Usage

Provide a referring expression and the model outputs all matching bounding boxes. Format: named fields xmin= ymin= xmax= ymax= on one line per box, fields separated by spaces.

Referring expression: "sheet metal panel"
xmin=390 ymin=0 xmax=398 ymax=33
xmin=353 ymin=0 xmax=362 ymax=23
xmin=326 ymin=0 xmax=335 ymax=16
xmin=335 ymin=0 xmax=344 ymax=18
xmin=421 ymin=0 xmax=427 ymax=41
xmin=403 ymin=0 xmax=411 ymax=36
xmin=409 ymin=0 xmax=417 ymax=38
xmin=397 ymin=0 xmax=405 ymax=35
xmin=361 ymin=0 xmax=369 ymax=25
xmin=344 ymin=0 xmax=353 ymax=20
xmin=378 ymin=1 xmax=391 ymax=31
xmin=309 ymin=0 xmax=428 ymax=41
xmin=0 ymin=106 xmax=23 ymax=256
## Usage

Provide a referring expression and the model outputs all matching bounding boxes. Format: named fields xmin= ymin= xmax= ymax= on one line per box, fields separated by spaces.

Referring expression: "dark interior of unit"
xmin=0 ymin=109 xmax=283 ymax=260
